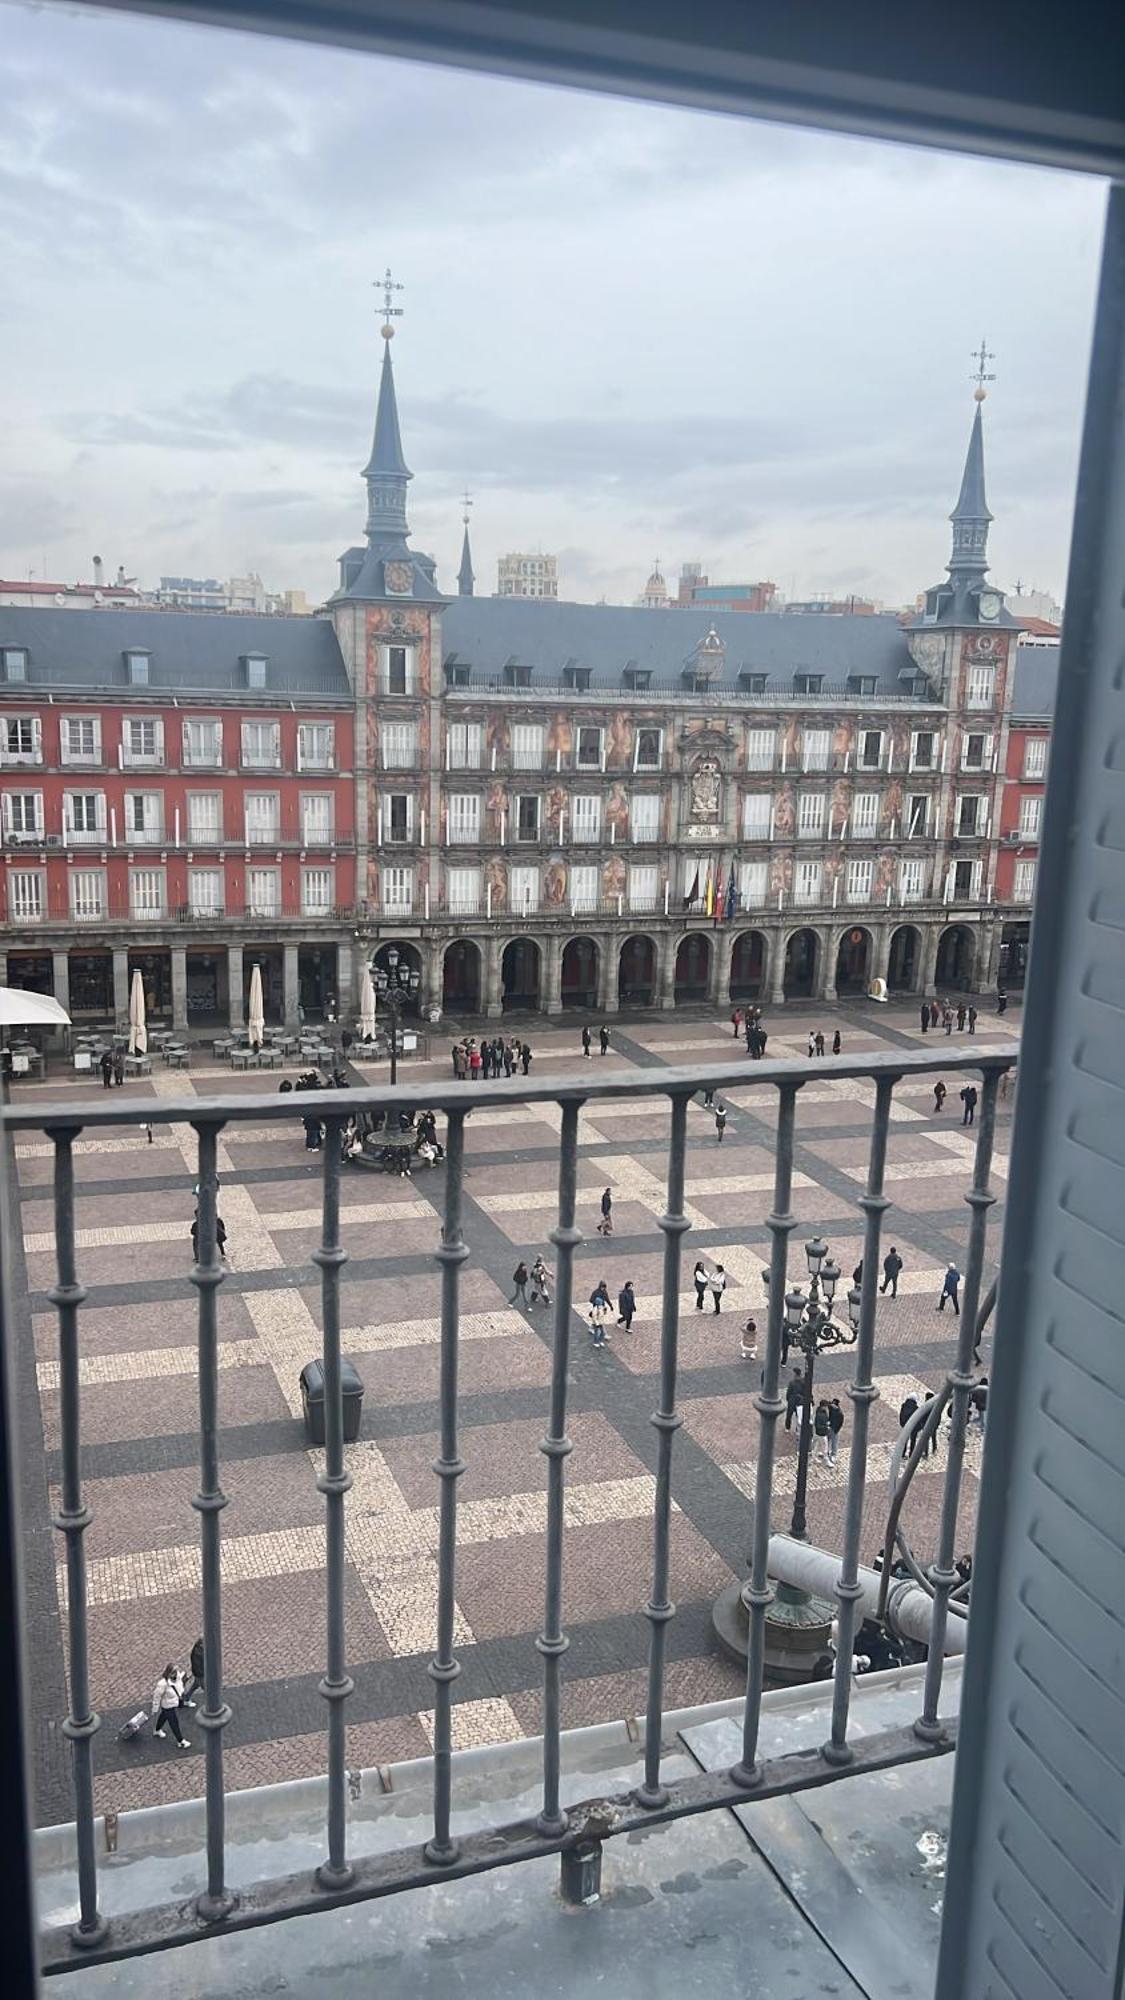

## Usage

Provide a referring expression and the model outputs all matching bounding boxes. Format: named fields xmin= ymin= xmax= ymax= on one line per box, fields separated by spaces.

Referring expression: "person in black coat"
xmin=784 ymin=1369 xmax=804 ymax=1431
xmin=617 ymin=1281 xmax=636 ymax=1331
xmin=814 ymin=1399 xmax=831 ymax=1461
xmin=181 ymin=1636 xmax=204 ymax=1705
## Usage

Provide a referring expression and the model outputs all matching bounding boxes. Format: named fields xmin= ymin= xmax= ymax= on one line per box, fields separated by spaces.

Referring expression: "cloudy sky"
xmin=0 ymin=3 xmax=1108 ymax=609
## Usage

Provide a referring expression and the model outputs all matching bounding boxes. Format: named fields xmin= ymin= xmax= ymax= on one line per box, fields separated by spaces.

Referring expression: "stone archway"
xmin=783 ymin=928 xmax=819 ymax=1000
xmin=619 ymin=935 xmax=657 ymax=1006
xmin=561 ymin=935 xmax=599 ymax=1008
xmin=372 ymin=940 xmax=424 ymax=1016
xmin=999 ymin=921 xmax=1031 ymax=992
xmin=730 ymin=930 xmax=767 ymax=1002
xmin=674 ymin=932 xmax=711 ymax=1005
xmin=936 ymin=925 xmax=975 ymax=992
xmin=888 ymin=925 xmax=922 ymax=994
xmin=834 ymin=926 xmax=872 ymax=997
xmin=501 ymin=937 xmax=541 ymax=1012
xmin=442 ymin=938 xmax=481 ymax=1014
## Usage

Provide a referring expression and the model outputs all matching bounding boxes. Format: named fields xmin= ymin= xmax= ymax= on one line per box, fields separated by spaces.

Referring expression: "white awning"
xmin=0 ymin=988 xmax=71 ymax=1029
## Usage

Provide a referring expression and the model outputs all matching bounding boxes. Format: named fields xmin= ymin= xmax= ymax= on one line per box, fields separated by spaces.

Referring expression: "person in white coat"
xmin=151 ymin=1664 xmax=190 ymax=1748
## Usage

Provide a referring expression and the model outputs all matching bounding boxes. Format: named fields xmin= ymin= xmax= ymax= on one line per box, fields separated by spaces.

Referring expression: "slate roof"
xmin=0 ymin=608 xmax=351 ymax=696
xmin=1011 ymin=642 xmax=1059 ymax=717
xmin=441 ymin=597 xmax=925 ymax=696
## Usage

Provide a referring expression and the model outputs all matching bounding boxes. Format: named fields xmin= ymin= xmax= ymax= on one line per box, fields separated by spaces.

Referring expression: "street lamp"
xmin=372 ymin=947 xmax=420 ymax=1086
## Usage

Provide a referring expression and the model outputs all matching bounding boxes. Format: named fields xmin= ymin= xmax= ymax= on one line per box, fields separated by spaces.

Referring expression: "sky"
xmin=0 ymin=3 xmax=1108 ymax=611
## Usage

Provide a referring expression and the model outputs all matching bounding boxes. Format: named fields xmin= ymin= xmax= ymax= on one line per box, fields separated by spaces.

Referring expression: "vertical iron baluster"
xmin=637 ymin=1091 xmax=691 ymax=1808
xmin=732 ymin=1083 xmax=798 ymax=1786
xmin=537 ymin=1098 xmax=581 ymax=1837
xmin=425 ymin=1109 xmax=468 ymax=1865
xmin=314 ymin=1115 xmax=354 ymax=1890
xmin=190 ymin=1121 xmax=234 ymax=1920
xmin=48 ymin=1127 xmax=106 ymax=1948
xmin=916 ymin=1070 xmax=999 ymax=1741
xmin=824 ymin=1073 xmax=894 ymax=1763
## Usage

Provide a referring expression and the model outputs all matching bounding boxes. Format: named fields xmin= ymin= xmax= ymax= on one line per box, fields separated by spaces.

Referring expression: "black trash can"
xmin=300 ymin=1360 xmax=364 ymax=1446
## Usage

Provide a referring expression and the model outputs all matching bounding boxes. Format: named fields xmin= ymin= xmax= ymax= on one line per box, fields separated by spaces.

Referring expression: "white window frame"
xmin=240 ymin=720 xmax=280 ymax=770
xmin=1 ymin=716 xmax=43 ymax=765
xmin=514 ymin=793 xmax=541 ymax=842
xmin=187 ymin=792 xmax=223 ymax=845
xmin=382 ymin=721 xmax=417 ymax=770
xmin=9 ymin=869 xmax=44 ymax=921
xmin=569 ymin=863 xmax=598 ymax=913
xmin=447 ymin=793 xmax=481 ymax=844
xmin=909 ymin=729 xmax=938 ymax=772
xmin=797 ymin=791 xmax=826 ymax=839
xmin=122 ymin=716 xmax=164 ymax=767
xmin=64 ymin=791 xmax=106 ymax=843
xmin=966 ymin=662 xmax=996 ymax=710
xmin=956 ymin=792 xmax=987 ymax=838
xmin=509 ymin=864 xmax=539 ymax=914
xmin=802 ymin=728 xmax=831 ymax=772
xmin=511 ymin=722 xmax=544 ymax=771
xmin=746 ymin=727 xmax=775 ymax=772
xmin=183 ymin=717 xmax=223 ymax=768
xmin=3 ymin=790 xmax=44 ymax=838
xmin=297 ymin=722 xmax=335 ymax=771
xmin=447 ymin=865 xmax=481 ymax=915
xmin=187 ymin=868 xmax=224 ymax=916
xmin=447 ymin=721 xmax=482 ymax=770
xmin=574 ymin=725 xmax=604 ymax=771
xmin=1014 ymin=859 xmax=1038 ymax=902
xmin=61 ymin=715 xmax=101 ymax=766
xmin=247 ymin=866 xmax=281 ymax=917
xmin=961 ymin=730 xmax=992 ymax=771
xmin=1023 ymin=737 xmax=1048 ymax=779
xmin=628 ymin=863 xmax=659 ymax=912
xmin=385 ymin=792 xmax=414 ymax=845
xmin=846 ymin=857 xmax=873 ymax=903
xmin=70 ymin=869 xmax=106 ymax=922
xmin=630 ymin=794 xmax=660 ymax=842
xmin=382 ymin=643 xmax=415 ymax=695
xmin=741 ymin=791 xmax=771 ymax=840
xmin=795 ymin=859 xmax=823 ymax=905
xmin=1018 ymin=794 xmax=1042 ymax=840
xmin=382 ymin=864 xmax=413 ymax=916
xmin=129 ymin=866 xmax=166 ymax=921
xmin=851 ymin=790 xmax=880 ymax=839
xmin=124 ymin=790 xmax=164 ymax=845
xmin=739 ymin=860 xmax=768 ymax=907
xmin=633 ymin=726 xmax=663 ymax=771
xmin=857 ymin=728 xmax=884 ymax=771
xmin=244 ymin=792 xmax=280 ymax=846
xmin=301 ymin=866 xmax=334 ymax=915
xmin=300 ymin=793 xmax=334 ymax=847
xmin=906 ymin=793 xmax=929 ymax=838
xmin=899 ymin=857 xmax=926 ymax=903
xmin=572 ymin=794 xmax=602 ymax=843
xmin=2 ymin=647 xmax=28 ymax=683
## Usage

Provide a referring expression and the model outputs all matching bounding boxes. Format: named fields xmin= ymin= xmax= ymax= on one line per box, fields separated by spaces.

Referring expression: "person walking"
xmin=502 ymin=1041 xmax=514 ymax=1078
xmin=969 ymin=1375 xmax=989 ymax=1434
xmin=934 ymin=1080 xmax=947 ymax=1114
xmin=920 ymin=1002 xmax=929 ymax=1033
xmin=617 ymin=1281 xmax=636 ymax=1333
xmin=997 ymin=988 xmax=1008 ymax=1015
xmin=956 ymin=1002 xmax=966 ymax=1032
xmin=757 ymin=1027 xmax=768 ymax=1057
xmin=880 ymin=1246 xmax=903 ymax=1297
xmin=968 ymin=1005 xmax=978 ymax=1034
xmin=302 ymin=1112 xmax=322 ymax=1152
xmin=898 ymin=1394 xmax=919 ymax=1456
xmin=469 ymin=1043 xmax=482 ymax=1081
xmin=942 ymin=1006 xmax=953 ymax=1036
xmin=100 ymin=1049 xmax=114 ymax=1089
xmin=597 ymin=1187 xmax=613 ymax=1236
xmin=739 ymin=1317 xmax=757 ymax=1361
xmin=731 ymin=1008 xmax=742 ymax=1038
xmin=509 ymin=1261 xmax=530 ymax=1307
xmin=938 ymin=1263 xmax=962 ymax=1314
xmin=714 ymin=1103 xmax=727 ymax=1143
xmin=599 ymin=1025 xmax=610 ymax=1056
xmin=529 ymin=1257 xmax=552 ymax=1306
xmin=113 ymin=1047 xmax=125 ymax=1086
xmin=785 ymin=1369 xmax=804 ymax=1431
xmin=832 ymin=1029 xmax=841 ymax=1055
xmin=587 ymin=1296 xmax=609 ymax=1348
xmin=814 ymin=1030 xmax=825 ymax=1057
xmin=693 ymin=1260 xmax=709 ymax=1312
xmin=151 ymin=1665 xmax=190 ymax=1748
xmin=852 ymin=1259 xmax=864 ymax=1290
xmin=921 ymin=1390 xmax=940 ymax=1456
xmin=581 ymin=1026 xmax=592 ymax=1060
xmin=520 ymin=1042 xmax=532 ymax=1076
xmin=709 ymin=1264 xmax=727 ymax=1314
xmin=814 ymin=1399 xmax=831 ymax=1462
xmin=930 ymin=999 xmax=940 ymax=1029
xmin=807 ymin=1032 xmax=816 ymax=1059
xmin=482 ymin=1041 xmax=493 ymax=1080
xmin=190 ymin=1211 xmax=227 ymax=1261
xmin=181 ymin=1636 xmax=204 ymax=1706
xmin=960 ymin=1083 xmax=978 ymax=1126
xmin=827 ymin=1397 xmax=845 ymax=1465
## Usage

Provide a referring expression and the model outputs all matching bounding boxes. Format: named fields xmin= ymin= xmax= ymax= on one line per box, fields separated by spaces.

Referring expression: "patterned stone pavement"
xmin=5 ymin=999 xmax=1018 ymax=1823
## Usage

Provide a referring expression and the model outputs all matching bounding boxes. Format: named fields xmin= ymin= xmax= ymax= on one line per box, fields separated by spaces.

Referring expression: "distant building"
xmin=782 ymin=595 xmax=878 ymax=616
xmin=1007 ymin=584 xmax=1063 ymax=626
xmin=675 ymin=567 xmax=777 ymax=614
xmin=636 ymin=561 xmax=669 ymax=608
xmin=156 ymin=576 xmax=228 ymax=612
xmin=496 ymin=552 xmax=558 ymax=600
xmin=0 ymin=560 xmax=141 ymax=611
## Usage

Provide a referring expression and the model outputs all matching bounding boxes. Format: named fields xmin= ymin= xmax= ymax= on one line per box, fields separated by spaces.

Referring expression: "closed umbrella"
xmin=360 ymin=966 xmax=377 ymax=1043
xmin=248 ymin=964 xmax=265 ymax=1051
xmin=128 ymin=969 xmax=147 ymax=1056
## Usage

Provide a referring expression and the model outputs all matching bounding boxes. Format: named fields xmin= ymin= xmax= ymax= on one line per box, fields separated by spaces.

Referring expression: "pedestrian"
xmin=714 ymin=1104 xmax=727 ymax=1143
xmin=181 ymin=1636 xmax=204 ymax=1705
xmin=814 ymin=1399 xmax=831 ymax=1462
xmin=1000 ymin=1067 xmax=1011 ymax=1101
xmin=587 ymin=1296 xmax=609 ymax=1348
xmin=920 ymin=1002 xmax=929 ymax=1033
xmin=703 ymin=1084 xmax=715 ymax=1108
xmin=151 ymin=1664 xmax=190 ymax=1749
xmin=898 ymin=1394 xmax=919 ymax=1455
xmin=852 ymin=1259 xmax=864 ymax=1290
xmin=758 ymin=1028 xmax=768 ymax=1056
xmin=303 ymin=1113 xmax=322 ymax=1152
xmin=693 ymin=1260 xmax=709 ymax=1312
xmin=832 ymin=1029 xmax=841 ymax=1055
xmin=880 ymin=1246 xmax=903 ymax=1297
xmin=529 ymin=1256 xmax=552 ymax=1306
xmin=808 ymin=1032 xmax=816 ymax=1058
xmin=968 ymin=1005 xmax=978 ymax=1034
xmin=617 ymin=1281 xmax=636 ymax=1332
xmin=709 ymin=1264 xmax=727 ymax=1314
xmin=827 ymin=1397 xmax=845 ymax=1464
xmin=469 ymin=1044 xmax=482 ymax=1081
xmin=100 ymin=1049 xmax=113 ymax=1088
xmin=815 ymin=1031 xmax=825 ymax=1057
xmin=921 ymin=1390 xmax=940 ymax=1455
xmin=113 ymin=1047 xmax=125 ymax=1086
xmin=956 ymin=1003 xmax=966 ymax=1032
xmin=960 ymin=1084 xmax=978 ymax=1126
xmin=521 ymin=1043 xmax=532 ymax=1075
xmin=143 ymin=1123 xmax=154 ymax=1144
xmin=938 ymin=1263 xmax=961 ymax=1314
xmin=934 ymin=1080 xmax=947 ymax=1114
xmin=943 ymin=1006 xmax=953 ymax=1036
xmin=599 ymin=1025 xmax=610 ymax=1056
xmin=731 ymin=1008 xmax=742 ymax=1038
xmin=482 ymin=1041 xmax=493 ymax=1080
xmin=582 ymin=1026 xmax=592 ymax=1059
xmin=930 ymin=999 xmax=939 ymax=1029
xmin=503 ymin=1041 xmax=514 ymax=1078
xmin=451 ymin=1044 xmax=462 ymax=1079
xmin=997 ymin=988 xmax=1008 ymax=1015
xmin=190 ymin=1211 xmax=227 ymax=1261
xmin=785 ymin=1369 xmax=804 ymax=1430
xmin=739 ymin=1317 xmax=757 ymax=1361
xmin=969 ymin=1376 xmax=989 ymax=1434
xmin=597 ymin=1187 xmax=613 ymax=1236
xmin=510 ymin=1261 xmax=530 ymax=1306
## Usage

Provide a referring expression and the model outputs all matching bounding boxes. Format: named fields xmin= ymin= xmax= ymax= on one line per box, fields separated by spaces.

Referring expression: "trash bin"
xmin=299 ymin=1359 xmax=364 ymax=1446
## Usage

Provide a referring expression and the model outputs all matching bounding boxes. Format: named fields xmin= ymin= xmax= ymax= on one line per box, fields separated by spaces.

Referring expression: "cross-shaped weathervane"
xmin=971 ymin=338 xmax=996 ymax=391
xmin=461 ymin=488 xmax=473 ymax=525
xmin=376 ymin=266 xmax=404 ymax=329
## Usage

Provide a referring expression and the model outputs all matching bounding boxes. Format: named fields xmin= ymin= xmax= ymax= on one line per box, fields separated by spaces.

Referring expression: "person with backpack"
xmin=597 ymin=1187 xmax=613 ymax=1236
xmin=714 ymin=1104 xmax=728 ymax=1143
xmin=509 ymin=1261 xmax=530 ymax=1306
xmin=826 ymin=1397 xmax=845 ymax=1464
xmin=960 ymin=1084 xmax=979 ymax=1127
xmin=814 ymin=1399 xmax=832 ymax=1462
xmin=529 ymin=1257 xmax=552 ymax=1306
xmin=151 ymin=1665 xmax=190 ymax=1749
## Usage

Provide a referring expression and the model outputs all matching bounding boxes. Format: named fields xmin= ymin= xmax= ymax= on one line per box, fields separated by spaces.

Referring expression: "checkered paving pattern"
xmin=7 ymin=999 xmax=1017 ymax=1822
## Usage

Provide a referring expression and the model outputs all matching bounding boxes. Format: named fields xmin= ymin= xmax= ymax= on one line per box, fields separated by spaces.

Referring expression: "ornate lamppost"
xmin=713 ymin=1235 xmax=861 ymax=1684
xmin=372 ymin=947 xmax=420 ymax=1087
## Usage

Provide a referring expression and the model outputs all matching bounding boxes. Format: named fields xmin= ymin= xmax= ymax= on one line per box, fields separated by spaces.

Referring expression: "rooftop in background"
xmin=0 ymin=579 xmax=143 ymax=609
xmin=0 ymin=606 xmax=350 ymax=696
xmin=1009 ymin=642 xmax=1060 ymax=717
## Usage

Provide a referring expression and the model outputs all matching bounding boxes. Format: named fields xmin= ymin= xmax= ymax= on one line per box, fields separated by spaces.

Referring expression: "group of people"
xmin=781 ymin=1373 xmax=847 ymax=1461
xmin=898 ymin=1375 xmax=988 ymax=1457
xmin=693 ymin=1258 xmax=728 ymax=1313
xmin=509 ymin=1257 xmax=553 ymax=1307
xmin=99 ymin=1047 xmax=127 ymax=1088
xmin=135 ymin=1639 xmax=205 ymax=1750
xmin=807 ymin=1029 xmax=843 ymax=1058
xmin=586 ymin=1277 xmax=636 ymax=1346
xmin=734 ymin=1007 xmax=769 ymax=1059
xmin=452 ymin=1036 xmax=531 ymax=1079
xmin=920 ymin=999 xmax=979 ymax=1035
xmin=581 ymin=1025 xmax=612 ymax=1058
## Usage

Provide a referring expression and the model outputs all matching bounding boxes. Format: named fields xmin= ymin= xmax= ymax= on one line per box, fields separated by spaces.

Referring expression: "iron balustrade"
xmin=0 ymin=1044 xmax=1013 ymax=1975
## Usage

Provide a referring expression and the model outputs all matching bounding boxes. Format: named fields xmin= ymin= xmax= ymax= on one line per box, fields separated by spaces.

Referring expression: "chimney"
xmin=93 ymin=555 xmax=104 ymax=587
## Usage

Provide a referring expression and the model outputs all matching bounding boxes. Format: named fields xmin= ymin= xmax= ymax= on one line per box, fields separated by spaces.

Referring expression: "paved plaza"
xmin=6 ymin=999 xmax=1018 ymax=1825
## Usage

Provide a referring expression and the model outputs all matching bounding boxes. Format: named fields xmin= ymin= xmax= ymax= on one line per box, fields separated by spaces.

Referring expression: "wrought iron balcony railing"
xmin=1 ymin=1045 xmax=1013 ymax=1977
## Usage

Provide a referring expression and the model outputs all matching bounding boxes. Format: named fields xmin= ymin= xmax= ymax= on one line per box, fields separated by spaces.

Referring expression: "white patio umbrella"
xmin=0 ymin=988 xmax=70 ymax=1030
xmin=128 ymin=969 xmax=148 ymax=1056
xmin=360 ymin=966 xmax=377 ymax=1042
xmin=247 ymin=963 xmax=265 ymax=1051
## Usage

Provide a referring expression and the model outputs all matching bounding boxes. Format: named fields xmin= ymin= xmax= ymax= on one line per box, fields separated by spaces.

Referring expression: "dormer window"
xmin=126 ymin=650 xmax=150 ymax=686
xmin=244 ymin=654 xmax=268 ymax=690
xmin=2 ymin=647 xmax=28 ymax=682
xmin=503 ymin=661 xmax=532 ymax=688
xmin=563 ymin=665 xmax=592 ymax=691
xmin=739 ymin=671 xmax=767 ymax=694
xmin=445 ymin=662 xmax=472 ymax=688
xmin=793 ymin=673 xmax=824 ymax=695
xmin=622 ymin=666 xmax=651 ymax=690
xmin=847 ymin=675 xmax=878 ymax=696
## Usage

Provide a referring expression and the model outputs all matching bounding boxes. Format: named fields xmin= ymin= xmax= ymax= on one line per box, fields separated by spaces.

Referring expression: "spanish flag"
xmin=703 ymin=865 xmax=715 ymax=917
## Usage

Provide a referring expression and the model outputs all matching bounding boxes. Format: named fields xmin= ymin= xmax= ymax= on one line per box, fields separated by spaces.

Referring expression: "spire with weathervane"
xmin=457 ymin=489 xmax=475 ymax=596
xmin=948 ymin=340 xmax=995 ymax=580
xmin=362 ymin=268 xmax=412 ymax=548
